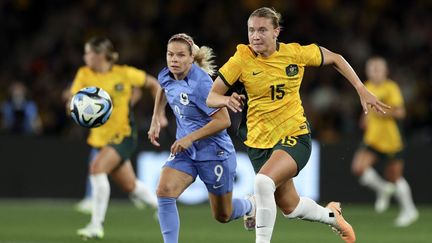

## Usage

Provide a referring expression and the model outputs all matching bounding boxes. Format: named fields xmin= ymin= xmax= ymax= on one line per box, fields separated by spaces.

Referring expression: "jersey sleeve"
xmin=387 ymin=82 xmax=404 ymax=107
xmin=295 ymin=44 xmax=323 ymax=67
xmin=195 ymin=77 xmax=220 ymax=116
xmin=70 ymin=67 xmax=87 ymax=95
xmin=125 ymin=65 xmax=146 ymax=87
xmin=218 ymin=45 xmax=245 ymax=87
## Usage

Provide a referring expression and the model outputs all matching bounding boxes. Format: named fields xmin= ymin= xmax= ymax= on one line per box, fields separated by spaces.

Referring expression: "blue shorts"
xmin=164 ymin=152 xmax=237 ymax=196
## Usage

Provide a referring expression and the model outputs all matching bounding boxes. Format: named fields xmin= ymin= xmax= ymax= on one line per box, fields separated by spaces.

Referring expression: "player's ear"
xmin=274 ymin=27 xmax=280 ymax=39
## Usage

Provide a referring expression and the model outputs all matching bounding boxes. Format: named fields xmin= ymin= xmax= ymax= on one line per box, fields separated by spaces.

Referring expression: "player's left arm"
xmin=170 ymin=107 xmax=231 ymax=155
xmin=143 ymin=73 xmax=168 ymax=127
xmin=320 ymin=46 xmax=391 ymax=115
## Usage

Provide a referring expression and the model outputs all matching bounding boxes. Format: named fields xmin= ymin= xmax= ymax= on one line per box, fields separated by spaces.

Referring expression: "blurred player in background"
xmin=351 ymin=56 xmax=418 ymax=227
xmin=70 ymin=36 xmax=167 ymax=239
xmin=207 ymin=7 xmax=390 ymax=243
xmin=148 ymin=33 xmax=254 ymax=243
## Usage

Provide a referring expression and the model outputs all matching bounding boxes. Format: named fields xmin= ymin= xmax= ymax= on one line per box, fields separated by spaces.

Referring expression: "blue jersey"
xmin=158 ymin=64 xmax=235 ymax=161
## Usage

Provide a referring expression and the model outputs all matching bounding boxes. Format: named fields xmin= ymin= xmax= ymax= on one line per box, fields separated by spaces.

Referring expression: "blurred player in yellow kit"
xmin=70 ymin=36 xmax=166 ymax=239
xmin=351 ymin=57 xmax=418 ymax=227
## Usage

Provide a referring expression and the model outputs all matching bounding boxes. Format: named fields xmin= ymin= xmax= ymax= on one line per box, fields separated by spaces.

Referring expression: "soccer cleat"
xmin=394 ymin=209 xmax=419 ymax=227
xmin=77 ymin=223 xmax=104 ymax=240
xmin=326 ymin=202 xmax=356 ymax=243
xmin=243 ymin=194 xmax=256 ymax=231
xmin=375 ymin=182 xmax=395 ymax=213
xmin=75 ymin=198 xmax=92 ymax=215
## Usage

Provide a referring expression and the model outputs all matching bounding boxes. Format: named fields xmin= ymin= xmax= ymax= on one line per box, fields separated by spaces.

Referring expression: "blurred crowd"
xmin=1 ymin=0 xmax=431 ymax=144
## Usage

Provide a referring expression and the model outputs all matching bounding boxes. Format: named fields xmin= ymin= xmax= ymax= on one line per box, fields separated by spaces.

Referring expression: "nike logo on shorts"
xmin=213 ymin=184 xmax=224 ymax=189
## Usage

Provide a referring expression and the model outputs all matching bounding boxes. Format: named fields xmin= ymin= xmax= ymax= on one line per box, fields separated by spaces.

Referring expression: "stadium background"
xmin=0 ymin=1 xmax=432 ymax=242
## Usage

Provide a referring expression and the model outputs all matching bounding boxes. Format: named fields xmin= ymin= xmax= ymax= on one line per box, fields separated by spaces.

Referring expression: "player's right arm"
xmin=207 ymin=76 xmax=245 ymax=113
xmin=148 ymin=86 xmax=167 ymax=147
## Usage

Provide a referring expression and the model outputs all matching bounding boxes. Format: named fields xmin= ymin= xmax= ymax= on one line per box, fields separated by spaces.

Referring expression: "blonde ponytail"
xmin=193 ymin=45 xmax=216 ymax=76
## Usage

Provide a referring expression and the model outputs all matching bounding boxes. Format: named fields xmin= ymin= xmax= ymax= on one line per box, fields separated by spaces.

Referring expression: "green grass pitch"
xmin=0 ymin=199 xmax=431 ymax=242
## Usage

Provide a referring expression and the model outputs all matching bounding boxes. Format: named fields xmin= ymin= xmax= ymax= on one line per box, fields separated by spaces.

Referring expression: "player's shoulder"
xmin=385 ymin=79 xmax=399 ymax=86
xmin=189 ymin=65 xmax=213 ymax=88
xmin=112 ymin=64 xmax=139 ymax=72
xmin=385 ymin=79 xmax=402 ymax=91
xmin=77 ymin=66 xmax=92 ymax=74
xmin=157 ymin=67 xmax=171 ymax=84
xmin=279 ymin=42 xmax=317 ymax=52
xmin=235 ymin=44 xmax=256 ymax=57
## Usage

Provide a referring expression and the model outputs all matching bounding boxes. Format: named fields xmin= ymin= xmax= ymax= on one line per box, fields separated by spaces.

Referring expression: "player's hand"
xmin=148 ymin=120 xmax=161 ymax=147
xmin=358 ymin=86 xmax=391 ymax=115
xmin=226 ymin=92 xmax=246 ymax=113
xmin=170 ymin=137 xmax=192 ymax=155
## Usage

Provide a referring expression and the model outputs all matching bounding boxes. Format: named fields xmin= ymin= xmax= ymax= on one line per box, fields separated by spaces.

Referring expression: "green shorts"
xmin=108 ymin=126 xmax=138 ymax=162
xmin=361 ymin=143 xmax=404 ymax=162
xmin=246 ymin=134 xmax=312 ymax=176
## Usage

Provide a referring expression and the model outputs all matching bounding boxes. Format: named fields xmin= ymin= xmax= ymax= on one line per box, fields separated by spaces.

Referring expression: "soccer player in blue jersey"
xmin=148 ymin=33 xmax=255 ymax=243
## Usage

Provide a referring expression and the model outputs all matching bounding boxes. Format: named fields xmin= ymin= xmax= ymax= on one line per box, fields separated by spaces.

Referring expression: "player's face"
xmin=166 ymin=41 xmax=194 ymax=79
xmin=83 ymin=44 xmax=106 ymax=70
xmin=247 ymin=16 xmax=280 ymax=57
xmin=366 ymin=59 xmax=388 ymax=83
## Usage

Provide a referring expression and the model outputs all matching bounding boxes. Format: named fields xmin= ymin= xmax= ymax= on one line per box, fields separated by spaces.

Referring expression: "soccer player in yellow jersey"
xmin=70 ymin=37 xmax=165 ymax=239
xmin=351 ymin=57 xmax=418 ymax=227
xmin=207 ymin=7 xmax=390 ymax=243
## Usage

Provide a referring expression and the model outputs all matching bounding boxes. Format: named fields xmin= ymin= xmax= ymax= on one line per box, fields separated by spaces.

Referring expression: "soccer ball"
xmin=70 ymin=87 xmax=113 ymax=128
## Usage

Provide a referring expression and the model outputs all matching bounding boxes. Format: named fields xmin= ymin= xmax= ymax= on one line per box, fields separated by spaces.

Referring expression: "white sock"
xmin=284 ymin=197 xmax=335 ymax=225
xmin=254 ymin=174 xmax=276 ymax=243
xmin=90 ymin=173 xmax=110 ymax=226
xmin=130 ymin=180 xmax=158 ymax=208
xmin=359 ymin=167 xmax=389 ymax=192
xmin=395 ymin=177 xmax=416 ymax=212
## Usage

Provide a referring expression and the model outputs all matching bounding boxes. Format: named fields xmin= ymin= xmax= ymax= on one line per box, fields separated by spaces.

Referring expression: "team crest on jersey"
xmin=114 ymin=83 xmax=124 ymax=91
xmin=286 ymin=64 xmax=299 ymax=77
xmin=179 ymin=92 xmax=189 ymax=105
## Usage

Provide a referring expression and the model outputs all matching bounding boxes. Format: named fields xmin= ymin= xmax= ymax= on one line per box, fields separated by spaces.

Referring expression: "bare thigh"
xmin=259 ymin=149 xmax=300 ymax=214
xmin=90 ymin=146 xmax=122 ymax=174
xmin=259 ymin=150 xmax=299 ymax=186
xmin=156 ymin=167 xmax=194 ymax=198
xmin=351 ymin=148 xmax=378 ymax=176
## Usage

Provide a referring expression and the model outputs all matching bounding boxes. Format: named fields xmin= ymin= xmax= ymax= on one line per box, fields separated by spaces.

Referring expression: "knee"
xmin=156 ymin=183 xmax=175 ymax=198
xmin=120 ymin=181 xmax=135 ymax=193
xmin=280 ymin=205 xmax=297 ymax=216
xmin=351 ymin=163 xmax=365 ymax=177
xmin=213 ymin=212 xmax=231 ymax=223
xmin=254 ymin=174 xmax=276 ymax=195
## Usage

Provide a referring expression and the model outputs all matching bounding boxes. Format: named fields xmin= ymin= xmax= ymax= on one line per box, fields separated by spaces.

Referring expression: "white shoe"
xmin=129 ymin=195 xmax=148 ymax=210
xmin=375 ymin=183 xmax=395 ymax=213
xmin=75 ymin=198 xmax=92 ymax=215
xmin=243 ymin=194 xmax=256 ymax=231
xmin=77 ymin=223 xmax=104 ymax=240
xmin=394 ymin=209 xmax=419 ymax=227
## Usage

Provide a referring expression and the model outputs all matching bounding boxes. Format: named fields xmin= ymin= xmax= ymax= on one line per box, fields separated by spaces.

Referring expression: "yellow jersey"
xmin=219 ymin=43 xmax=322 ymax=148
xmin=364 ymin=79 xmax=404 ymax=153
xmin=70 ymin=65 xmax=146 ymax=147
